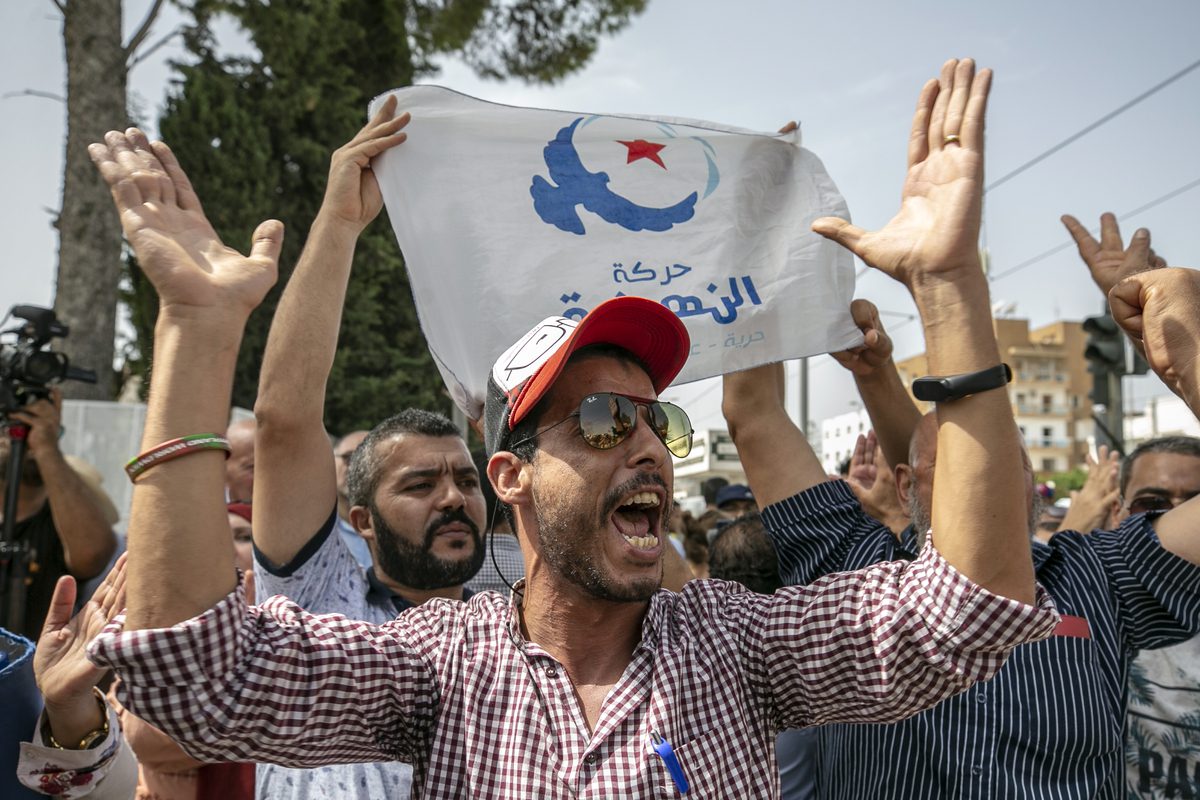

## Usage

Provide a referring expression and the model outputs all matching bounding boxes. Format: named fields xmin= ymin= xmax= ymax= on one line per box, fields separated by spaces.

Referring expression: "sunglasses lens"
xmin=651 ymin=402 xmax=694 ymax=458
xmin=1129 ymin=496 xmax=1172 ymax=514
xmin=577 ymin=394 xmax=693 ymax=457
xmin=578 ymin=393 xmax=635 ymax=450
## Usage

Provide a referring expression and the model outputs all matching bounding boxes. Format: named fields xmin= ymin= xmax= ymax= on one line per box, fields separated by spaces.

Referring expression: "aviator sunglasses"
xmin=510 ymin=392 xmax=694 ymax=458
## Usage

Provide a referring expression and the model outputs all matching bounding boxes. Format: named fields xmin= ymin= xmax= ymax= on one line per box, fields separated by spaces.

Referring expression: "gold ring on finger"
xmin=943 ymin=134 xmax=961 ymax=146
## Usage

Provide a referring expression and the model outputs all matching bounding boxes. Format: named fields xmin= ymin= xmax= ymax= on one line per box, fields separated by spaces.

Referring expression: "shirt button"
xmin=545 ymin=665 xmax=558 ymax=678
xmin=971 ymin=765 xmax=982 ymax=776
xmin=976 ymin=691 xmax=987 ymax=704
xmin=584 ymin=753 xmax=598 ymax=765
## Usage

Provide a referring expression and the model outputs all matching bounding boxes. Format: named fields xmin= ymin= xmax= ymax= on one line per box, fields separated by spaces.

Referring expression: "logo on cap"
xmin=493 ymin=316 xmax=578 ymax=392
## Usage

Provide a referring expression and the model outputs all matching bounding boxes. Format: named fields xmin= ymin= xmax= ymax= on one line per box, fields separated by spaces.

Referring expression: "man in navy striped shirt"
xmin=725 ymin=324 xmax=1200 ymax=799
xmin=1063 ymin=213 xmax=1200 ymax=797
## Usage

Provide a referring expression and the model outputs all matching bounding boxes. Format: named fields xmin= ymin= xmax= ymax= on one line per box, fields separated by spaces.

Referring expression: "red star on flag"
xmin=618 ymin=139 xmax=668 ymax=169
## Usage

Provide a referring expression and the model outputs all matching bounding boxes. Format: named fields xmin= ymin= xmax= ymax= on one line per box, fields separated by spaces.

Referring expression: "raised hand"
xmin=845 ymin=431 xmax=909 ymax=535
xmin=88 ymin=129 xmax=282 ymax=319
xmin=1109 ymin=267 xmax=1200 ymax=408
xmin=321 ymin=94 xmax=411 ymax=232
xmin=35 ymin=555 xmax=127 ymax=744
xmin=845 ymin=431 xmax=879 ymax=488
xmin=1062 ymin=213 xmax=1167 ymax=297
xmin=831 ymin=300 xmax=894 ymax=378
xmin=813 ymin=59 xmax=989 ymax=287
xmin=1059 ymin=445 xmax=1120 ymax=533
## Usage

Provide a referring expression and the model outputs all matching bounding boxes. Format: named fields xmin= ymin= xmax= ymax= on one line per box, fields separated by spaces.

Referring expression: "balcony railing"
xmin=1015 ymin=403 xmax=1071 ymax=416
xmin=1025 ymin=438 xmax=1071 ymax=449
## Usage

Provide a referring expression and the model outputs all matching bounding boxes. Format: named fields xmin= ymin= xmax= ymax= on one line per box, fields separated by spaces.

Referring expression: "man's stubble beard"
xmin=531 ymin=471 xmax=669 ymax=603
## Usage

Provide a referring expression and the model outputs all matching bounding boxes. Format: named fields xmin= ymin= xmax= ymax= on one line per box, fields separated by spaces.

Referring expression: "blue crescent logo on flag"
xmin=530 ymin=117 xmax=720 ymax=235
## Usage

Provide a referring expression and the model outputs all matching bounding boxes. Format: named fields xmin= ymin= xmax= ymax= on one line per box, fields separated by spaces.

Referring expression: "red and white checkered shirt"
xmin=90 ymin=544 xmax=1056 ymax=798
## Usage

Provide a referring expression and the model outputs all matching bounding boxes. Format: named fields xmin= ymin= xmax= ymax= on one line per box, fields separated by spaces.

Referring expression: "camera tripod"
xmin=0 ymin=422 xmax=31 ymax=634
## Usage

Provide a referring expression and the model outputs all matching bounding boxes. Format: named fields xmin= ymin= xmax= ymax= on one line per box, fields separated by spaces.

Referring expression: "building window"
xmin=1042 ymin=426 xmax=1053 ymax=438
xmin=1041 ymin=458 xmax=1057 ymax=472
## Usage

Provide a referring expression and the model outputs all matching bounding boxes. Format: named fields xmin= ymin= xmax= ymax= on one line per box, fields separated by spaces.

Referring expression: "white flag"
xmin=369 ymin=86 xmax=860 ymax=419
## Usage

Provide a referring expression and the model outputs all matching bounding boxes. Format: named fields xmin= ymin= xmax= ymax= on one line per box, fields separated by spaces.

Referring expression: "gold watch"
xmin=43 ymin=688 xmax=110 ymax=750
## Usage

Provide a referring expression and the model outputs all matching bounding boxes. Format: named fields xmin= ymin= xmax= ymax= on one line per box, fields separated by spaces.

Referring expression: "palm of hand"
xmin=848 ymin=460 xmax=878 ymax=490
xmin=35 ymin=600 xmax=109 ymax=703
xmin=861 ymin=150 xmax=984 ymax=282
xmin=122 ymin=203 xmax=276 ymax=314
xmin=1082 ymin=248 xmax=1129 ymax=296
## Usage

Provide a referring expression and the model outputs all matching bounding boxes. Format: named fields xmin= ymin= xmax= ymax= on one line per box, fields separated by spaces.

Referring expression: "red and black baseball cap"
xmin=227 ymin=502 xmax=252 ymax=523
xmin=484 ymin=297 xmax=690 ymax=456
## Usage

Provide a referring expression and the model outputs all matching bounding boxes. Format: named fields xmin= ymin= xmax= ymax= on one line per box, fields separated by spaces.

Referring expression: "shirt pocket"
xmin=1015 ymin=633 xmax=1120 ymax=761
xmin=646 ymin=729 xmax=771 ymax=799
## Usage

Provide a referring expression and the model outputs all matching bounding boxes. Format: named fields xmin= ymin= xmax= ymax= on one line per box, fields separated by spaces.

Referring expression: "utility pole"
xmin=800 ymin=357 xmax=809 ymax=442
xmin=1083 ymin=311 xmax=1125 ymax=455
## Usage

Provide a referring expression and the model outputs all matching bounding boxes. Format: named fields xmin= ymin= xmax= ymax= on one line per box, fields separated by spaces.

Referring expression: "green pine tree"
xmin=124 ymin=0 xmax=646 ymax=432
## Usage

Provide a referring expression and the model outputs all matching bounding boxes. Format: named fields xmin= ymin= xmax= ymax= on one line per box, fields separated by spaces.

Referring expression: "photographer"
xmin=2 ymin=388 xmax=117 ymax=638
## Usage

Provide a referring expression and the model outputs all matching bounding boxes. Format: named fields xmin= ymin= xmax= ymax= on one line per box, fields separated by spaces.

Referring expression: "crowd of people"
xmin=3 ymin=57 xmax=1199 ymax=799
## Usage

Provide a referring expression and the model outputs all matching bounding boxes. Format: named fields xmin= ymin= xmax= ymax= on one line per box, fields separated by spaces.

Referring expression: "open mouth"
xmin=612 ymin=490 xmax=662 ymax=550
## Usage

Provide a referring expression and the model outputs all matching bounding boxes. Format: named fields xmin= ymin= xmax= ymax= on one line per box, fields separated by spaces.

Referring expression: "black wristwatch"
xmin=911 ymin=363 xmax=1012 ymax=402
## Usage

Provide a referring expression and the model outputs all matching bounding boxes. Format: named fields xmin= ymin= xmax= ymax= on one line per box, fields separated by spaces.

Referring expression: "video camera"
xmin=0 ymin=304 xmax=97 ymax=632
xmin=0 ymin=304 xmax=96 ymax=415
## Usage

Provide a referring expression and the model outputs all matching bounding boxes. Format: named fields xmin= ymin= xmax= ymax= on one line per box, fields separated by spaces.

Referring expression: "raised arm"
xmin=252 ymin=97 xmax=409 ymax=566
xmin=723 ymin=362 xmax=826 ymax=507
xmin=813 ymin=59 xmax=1035 ymax=604
xmin=829 ymin=300 xmax=922 ymax=471
xmin=1109 ymin=266 xmax=1200 ymax=564
xmin=88 ymin=129 xmax=282 ymax=628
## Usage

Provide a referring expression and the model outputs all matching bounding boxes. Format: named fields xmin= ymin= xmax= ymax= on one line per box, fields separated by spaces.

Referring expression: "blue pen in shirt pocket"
xmin=649 ymin=729 xmax=689 ymax=794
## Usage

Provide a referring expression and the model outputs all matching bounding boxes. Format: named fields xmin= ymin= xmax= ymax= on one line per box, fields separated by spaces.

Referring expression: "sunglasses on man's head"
xmin=511 ymin=392 xmax=694 ymax=458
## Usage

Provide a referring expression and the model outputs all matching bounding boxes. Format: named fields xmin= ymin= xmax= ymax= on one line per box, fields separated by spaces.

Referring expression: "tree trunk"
xmin=54 ymin=0 xmax=127 ymax=400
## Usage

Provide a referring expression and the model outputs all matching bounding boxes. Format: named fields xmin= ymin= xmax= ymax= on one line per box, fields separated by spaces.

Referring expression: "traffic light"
xmin=1083 ymin=314 xmax=1124 ymax=370
xmin=1088 ymin=364 xmax=1110 ymax=407
xmin=1083 ymin=313 xmax=1123 ymax=407
xmin=1083 ymin=311 xmax=1128 ymax=454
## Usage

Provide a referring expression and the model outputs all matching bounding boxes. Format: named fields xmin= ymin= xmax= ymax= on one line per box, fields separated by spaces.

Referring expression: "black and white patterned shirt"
xmin=764 ymin=480 xmax=1200 ymax=800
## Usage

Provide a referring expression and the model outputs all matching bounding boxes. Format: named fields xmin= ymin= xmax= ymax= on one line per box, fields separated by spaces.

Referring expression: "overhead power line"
xmin=988 ymin=176 xmax=1200 ymax=282
xmin=986 ymin=57 xmax=1200 ymax=193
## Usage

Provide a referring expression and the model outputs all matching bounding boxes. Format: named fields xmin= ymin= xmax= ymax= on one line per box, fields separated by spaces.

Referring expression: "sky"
xmin=2 ymin=0 xmax=1198 ymax=440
